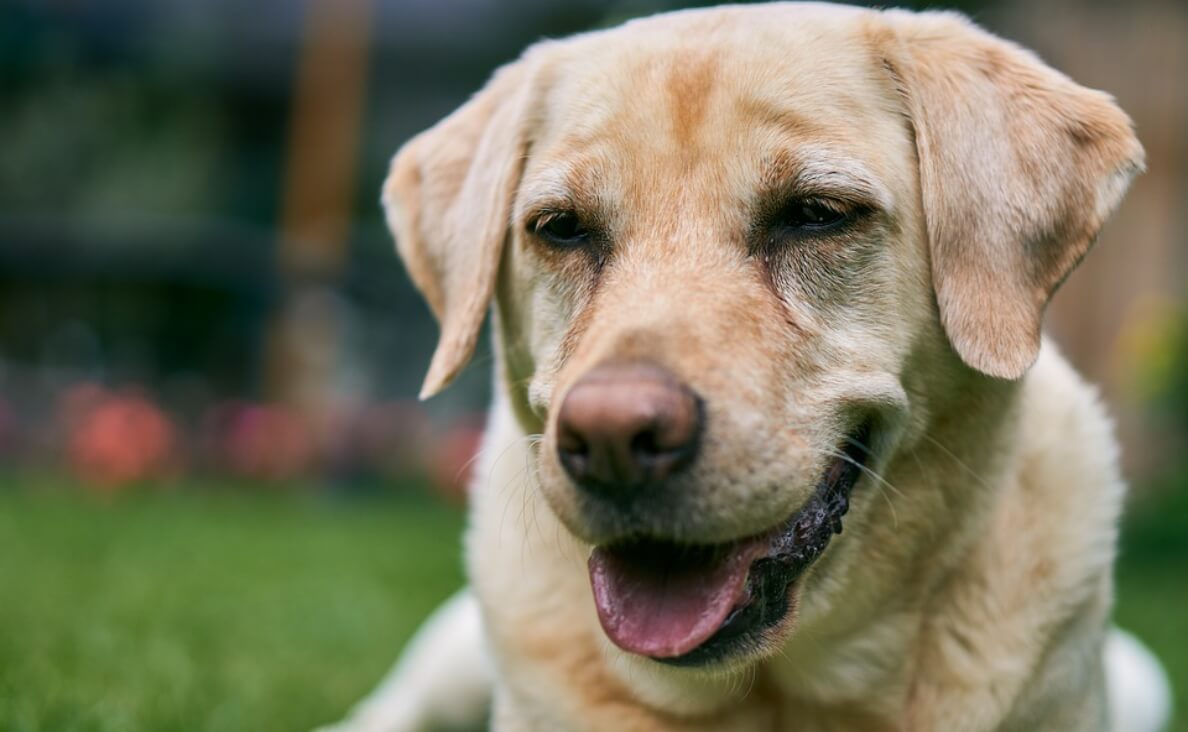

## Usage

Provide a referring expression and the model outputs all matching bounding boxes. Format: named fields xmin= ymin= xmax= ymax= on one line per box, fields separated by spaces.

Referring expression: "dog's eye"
xmin=531 ymin=212 xmax=590 ymax=248
xmin=772 ymin=200 xmax=848 ymax=231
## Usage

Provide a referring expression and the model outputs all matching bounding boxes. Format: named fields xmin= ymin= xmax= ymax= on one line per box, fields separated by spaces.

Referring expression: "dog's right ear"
xmin=384 ymin=60 xmax=538 ymax=399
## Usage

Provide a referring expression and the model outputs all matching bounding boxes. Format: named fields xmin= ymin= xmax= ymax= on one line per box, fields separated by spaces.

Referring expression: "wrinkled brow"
xmin=514 ymin=159 xmax=604 ymax=225
xmin=513 ymin=147 xmax=894 ymax=227
xmin=761 ymin=148 xmax=893 ymax=212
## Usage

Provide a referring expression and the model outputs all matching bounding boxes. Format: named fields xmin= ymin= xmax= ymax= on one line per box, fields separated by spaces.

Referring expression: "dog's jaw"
xmin=587 ymin=421 xmax=874 ymax=666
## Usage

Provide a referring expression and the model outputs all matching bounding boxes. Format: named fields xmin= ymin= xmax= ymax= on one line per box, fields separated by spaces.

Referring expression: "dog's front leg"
xmin=318 ymin=588 xmax=493 ymax=732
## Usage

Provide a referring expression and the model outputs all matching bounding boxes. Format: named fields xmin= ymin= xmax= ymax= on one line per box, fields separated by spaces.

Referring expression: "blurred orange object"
xmin=62 ymin=385 xmax=177 ymax=490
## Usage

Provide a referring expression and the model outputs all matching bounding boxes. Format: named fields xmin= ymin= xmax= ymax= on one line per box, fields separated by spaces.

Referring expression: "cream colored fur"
xmin=325 ymin=4 xmax=1170 ymax=731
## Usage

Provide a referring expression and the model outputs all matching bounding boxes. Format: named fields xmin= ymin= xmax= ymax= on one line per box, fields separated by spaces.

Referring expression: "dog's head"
xmin=386 ymin=4 xmax=1141 ymax=667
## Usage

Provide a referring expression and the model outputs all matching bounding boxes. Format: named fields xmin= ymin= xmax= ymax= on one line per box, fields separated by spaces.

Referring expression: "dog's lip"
xmin=588 ymin=421 xmax=874 ymax=664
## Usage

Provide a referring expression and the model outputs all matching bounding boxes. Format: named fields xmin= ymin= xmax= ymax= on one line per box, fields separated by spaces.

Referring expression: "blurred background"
xmin=0 ymin=0 xmax=1184 ymax=729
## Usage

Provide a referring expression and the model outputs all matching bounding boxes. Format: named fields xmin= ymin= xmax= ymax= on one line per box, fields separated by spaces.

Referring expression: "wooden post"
xmin=268 ymin=0 xmax=373 ymax=411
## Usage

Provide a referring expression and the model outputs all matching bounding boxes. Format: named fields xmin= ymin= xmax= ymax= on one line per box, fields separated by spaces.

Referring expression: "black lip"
xmin=654 ymin=421 xmax=874 ymax=667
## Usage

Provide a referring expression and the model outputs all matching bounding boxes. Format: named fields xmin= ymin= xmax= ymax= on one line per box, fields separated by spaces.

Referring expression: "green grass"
xmin=0 ymin=484 xmax=466 ymax=732
xmin=0 ymin=476 xmax=1183 ymax=731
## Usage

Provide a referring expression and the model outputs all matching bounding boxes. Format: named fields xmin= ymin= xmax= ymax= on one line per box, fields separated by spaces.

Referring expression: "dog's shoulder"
xmin=1018 ymin=341 xmax=1125 ymax=522
xmin=991 ymin=340 xmax=1126 ymax=592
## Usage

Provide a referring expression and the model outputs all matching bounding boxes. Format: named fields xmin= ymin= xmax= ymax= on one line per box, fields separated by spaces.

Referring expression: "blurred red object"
xmin=62 ymin=384 xmax=177 ymax=490
xmin=427 ymin=418 xmax=486 ymax=504
xmin=209 ymin=402 xmax=315 ymax=482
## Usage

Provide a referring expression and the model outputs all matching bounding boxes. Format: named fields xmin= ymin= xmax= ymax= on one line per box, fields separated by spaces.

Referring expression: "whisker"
xmin=817 ymin=445 xmax=902 ymax=498
xmin=842 ymin=434 xmax=877 ymax=460
xmin=818 ymin=446 xmax=901 ymax=528
xmin=487 ymin=433 xmax=543 ymax=555
xmin=918 ymin=432 xmax=991 ymax=491
xmin=909 ymin=445 xmax=927 ymax=476
xmin=738 ymin=664 xmax=759 ymax=700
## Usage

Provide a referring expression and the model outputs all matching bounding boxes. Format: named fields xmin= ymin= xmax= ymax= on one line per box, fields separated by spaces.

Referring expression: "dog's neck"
xmin=762 ymin=364 xmax=1027 ymax=719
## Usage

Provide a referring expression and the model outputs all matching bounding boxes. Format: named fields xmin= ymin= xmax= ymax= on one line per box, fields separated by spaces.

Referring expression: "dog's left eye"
xmin=531 ymin=212 xmax=590 ymax=248
xmin=772 ymin=199 xmax=848 ymax=231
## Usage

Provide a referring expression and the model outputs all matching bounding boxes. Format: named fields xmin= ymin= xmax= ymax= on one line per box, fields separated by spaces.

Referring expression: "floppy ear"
xmin=885 ymin=11 xmax=1144 ymax=379
xmin=384 ymin=60 xmax=538 ymax=399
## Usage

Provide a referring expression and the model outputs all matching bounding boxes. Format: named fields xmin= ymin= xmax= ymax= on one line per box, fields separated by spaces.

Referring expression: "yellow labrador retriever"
xmin=329 ymin=4 xmax=1172 ymax=731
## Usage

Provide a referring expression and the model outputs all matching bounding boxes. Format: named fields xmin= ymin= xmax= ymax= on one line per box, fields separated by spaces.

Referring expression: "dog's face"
xmin=387 ymin=4 xmax=1140 ymax=668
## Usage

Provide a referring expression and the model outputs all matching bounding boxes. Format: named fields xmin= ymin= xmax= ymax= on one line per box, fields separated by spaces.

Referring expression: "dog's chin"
xmin=586 ymin=421 xmax=875 ymax=668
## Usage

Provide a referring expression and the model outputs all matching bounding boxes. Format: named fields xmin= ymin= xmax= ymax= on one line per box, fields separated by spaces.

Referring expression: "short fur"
xmin=327 ymin=4 xmax=1169 ymax=731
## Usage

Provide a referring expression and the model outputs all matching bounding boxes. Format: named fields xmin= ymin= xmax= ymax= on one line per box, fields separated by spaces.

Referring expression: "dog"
xmin=327 ymin=4 xmax=1173 ymax=730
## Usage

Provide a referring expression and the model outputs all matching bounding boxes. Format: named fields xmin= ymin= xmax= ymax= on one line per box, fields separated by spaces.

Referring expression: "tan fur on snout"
xmin=379 ymin=4 xmax=1151 ymax=731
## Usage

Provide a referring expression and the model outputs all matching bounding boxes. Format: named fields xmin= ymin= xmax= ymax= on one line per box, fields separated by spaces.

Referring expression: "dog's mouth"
xmin=587 ymin=422 xmax=873 ymax=666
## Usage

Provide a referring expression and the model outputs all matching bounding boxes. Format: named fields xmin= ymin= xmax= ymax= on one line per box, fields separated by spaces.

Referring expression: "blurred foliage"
xmin=1125 ymin=301 xmax=1188 ymax=485
xmin=0 ymin=0 xmax=292 ymax=230
xmin=1123 ymin=463 xmax=1188 ymax=566
xmin=0 ymin=72 xmax=225 ymax=226
xmin=1151 ymin=309 xmax=1188 ymax=435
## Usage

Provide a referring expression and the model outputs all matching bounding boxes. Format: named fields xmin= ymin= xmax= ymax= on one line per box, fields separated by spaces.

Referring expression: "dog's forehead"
xmin=520 ymin=4 xmax=905 ymax=215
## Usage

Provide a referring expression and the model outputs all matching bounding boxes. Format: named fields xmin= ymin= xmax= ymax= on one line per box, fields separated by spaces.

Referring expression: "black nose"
xmin=556 ymin=362 xmax=701 ymax=495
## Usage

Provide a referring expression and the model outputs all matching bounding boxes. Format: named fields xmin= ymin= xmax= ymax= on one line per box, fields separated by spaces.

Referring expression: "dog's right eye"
xmin=531 ymin=212 xmax=590 ymax=248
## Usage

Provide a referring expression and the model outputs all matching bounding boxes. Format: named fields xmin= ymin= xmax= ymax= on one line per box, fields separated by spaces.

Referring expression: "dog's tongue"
xmin=588 ymin=540 xmax=762 ymax=658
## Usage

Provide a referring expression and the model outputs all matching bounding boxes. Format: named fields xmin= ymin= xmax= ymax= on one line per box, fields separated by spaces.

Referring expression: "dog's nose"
xmin=556 ymin=362 xmax=701 ymax=493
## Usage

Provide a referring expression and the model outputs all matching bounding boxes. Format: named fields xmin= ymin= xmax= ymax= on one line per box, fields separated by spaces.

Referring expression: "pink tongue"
xmin=588 ymin=541 xmax=762 ymax=658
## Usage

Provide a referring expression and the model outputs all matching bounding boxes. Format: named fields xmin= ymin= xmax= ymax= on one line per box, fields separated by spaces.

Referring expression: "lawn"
xmin=0 ymin=483 xmax=466 ymax=732
xmin=0 ymin=477 xmax=1184 ymax=731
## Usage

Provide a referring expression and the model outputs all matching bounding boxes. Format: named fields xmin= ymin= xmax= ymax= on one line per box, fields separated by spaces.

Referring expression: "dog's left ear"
xmin=384 ymin=58 xmax=540 ymax=399
xmin=884 ymin=11 xmax=1144 ymax=379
